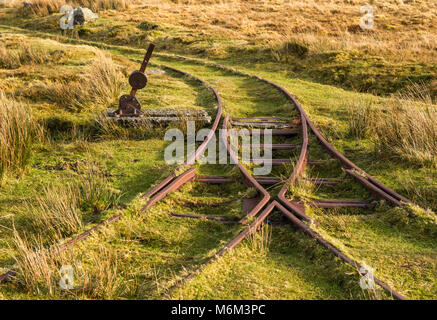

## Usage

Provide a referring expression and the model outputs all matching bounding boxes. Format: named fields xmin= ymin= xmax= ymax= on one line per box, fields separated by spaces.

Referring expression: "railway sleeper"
xmin=238 ymin=129 xmax=300 ymax=136
xmin=196 ymin=175 xmax=341 ymax=186
xmin=249 ymin=159 xmax=327 ymax=166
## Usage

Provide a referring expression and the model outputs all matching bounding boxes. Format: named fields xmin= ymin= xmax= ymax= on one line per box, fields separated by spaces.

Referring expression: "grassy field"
xmin=0 ymin=0 xmax=436 ymax=300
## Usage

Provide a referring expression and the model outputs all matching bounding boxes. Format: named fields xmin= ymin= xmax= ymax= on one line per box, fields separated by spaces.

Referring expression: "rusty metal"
xmin=1 ymin=54 xmax=412 ymax=299
xmin=0 ymin=63 xmax=223 ymax=285
xmin=162 ymin=200 xmax=406 ymax=300
xmin=141 ymin=168 xmax=197 ymax=212
xmin=222 ymin=115 xmax=271 ymax=224
xmin=139 ymin=64 xmax=224 ymax=208
xmin=161 ymin=201 xmax=277 ymax=298
xmin=114 ymin=43 xmax=155 ymax=117
xmin=273 ymin=201 xmax=407 ymax=300
xmin=154 ymin=60 xmax=411 ymax=299
xmin=345 ymin=169 xmax=402 ymax=206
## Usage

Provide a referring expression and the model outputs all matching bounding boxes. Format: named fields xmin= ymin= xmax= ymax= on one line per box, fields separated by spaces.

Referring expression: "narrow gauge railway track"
xmin=0 ymin=63 xmax=224 ymax=284
xmin=0 ymin=30 xmax=411 ymax=299
xmin=159 ymin=74 xmax=409 ymax=300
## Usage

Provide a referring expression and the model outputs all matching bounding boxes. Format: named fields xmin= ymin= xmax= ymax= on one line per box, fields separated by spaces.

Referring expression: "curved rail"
xmin=160 ymin=70 xmax=409 ymax=300
xmin=139 ymin=65 xmax=223 ymax=212
xmin=222 ymin=115 xmax=270 ymax=224
xmin=0 ymin=65 xmax=223 ymax=284
xmin=0 ymin=27 xmax=412 ymax=299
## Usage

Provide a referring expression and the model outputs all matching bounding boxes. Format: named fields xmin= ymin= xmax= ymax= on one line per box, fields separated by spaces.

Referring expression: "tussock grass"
xmin=26 ymin=184 xmax=83 ymax=240
xmin=34 ymin=50 xmax=123 ymax=111
xmin=16 ymin=0 xmax=129 ymax=17
xmin=346 ymin=97 xmax=375 ymax=139
xmin=0 ymin=42 xmax=53 ymax=69
xmin=247 ymin=223 xmax=272 ymax=255
xmin=0 ymin=93 xmax=42 ymax=180
xmin=347 ymin=85 xmax=437 ymax=167
xmin=80 ymin=245 xmax=123 ymax=299
xmin=12 ymin=230 xmax=124 ymax=298
xmin=12 ymin=230 xmax=64 ymax=296
xmin=24 ymin=161 xmax=119 ymax=240
xmin=397 ymin=170 xmax=437 ymax=212
xmin=76 ymin=161 xmax=121 ymax=214
xmin=373 ymin=86 xmax=437 ymax=167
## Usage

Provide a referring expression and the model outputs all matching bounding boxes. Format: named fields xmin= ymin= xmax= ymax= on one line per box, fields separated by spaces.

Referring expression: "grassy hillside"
xmin=0 ymin=0 xmax=435 ymax=300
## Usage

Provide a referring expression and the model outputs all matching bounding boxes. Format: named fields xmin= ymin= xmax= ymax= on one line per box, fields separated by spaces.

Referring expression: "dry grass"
xmin=0 ymin=42 xmax=52 ymax=69
xmin=346 ymin=97 xmax=376 ymax=139
xmin=347 ymin=84 xmax=436 ymax=167
xmin=32 ymin=49 xmax=123 ymax=111
xmin=15 ymin=0 xmax=129 ymax=17
xmin=373 ymin=86 xmax=436 ymax=166
xmin=12 ymin=230 xmax=64 ymax=296
xmin=26 ymin=184 xmax=83 ymax=241
xmin=247 ymin=223 xmax=272 ymax=255
xmin=0 ymin=38 xmax=122 ymax=111
xmin=12 ymin=230 xmax=124 ymax=298
xmin=80 ymin=245 xmax=123 ymax=299
xmin=0 ymin=92 xmax=42 ymax=180
xmin=125 ymin=0 xmax=437 ymax=64
xmin=24 ymin=160 xmax=119 ymax=240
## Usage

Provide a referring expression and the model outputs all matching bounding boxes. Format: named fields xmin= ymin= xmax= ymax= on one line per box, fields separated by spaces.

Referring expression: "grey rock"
xmin=73 ymin=7 xmax=98 ymax=26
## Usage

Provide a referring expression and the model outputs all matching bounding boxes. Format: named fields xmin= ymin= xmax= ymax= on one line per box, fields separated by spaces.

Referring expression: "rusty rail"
xmin=0 ymin=64 xmax=223 ymax=284
xmin=160 ymin=70 xmax=409 ymax=300
xmin=1 ymin=55 xmax=411 ymax=300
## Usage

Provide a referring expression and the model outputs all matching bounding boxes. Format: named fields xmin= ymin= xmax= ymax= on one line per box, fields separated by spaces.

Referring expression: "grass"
xmin=0 ymin=1 xmax=435 ymax=300
xmin=1 ymin=0 xmax=435 ymax=96
xmin=31 ymin=49 xmax=124 ymax=112
xmin=25 ymin=184 xmax=83 ymax=241
xmin=347 ymin=84 xmax=437 ymax=167
xmin=0 ymin=93 xmax=41 ymax=181
xmin=0 ymin=41 xmax=53 ymax=68
xmin=12 ymin=230 xmax=124 ymax=298
xmin=13 ymin=0 xmax=129 ymax=17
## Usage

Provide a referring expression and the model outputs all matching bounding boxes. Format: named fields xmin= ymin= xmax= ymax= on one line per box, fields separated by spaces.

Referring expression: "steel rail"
xmin=162 ymin=199 xmax=407 ymax=300
xmin=160 ymin=72 xmax=409 ymax=300
xmin=221 ymin=115 xmax=271 ymax=224
xmin=0 ymin=27 xmax=412 ymax=299
xmin=139 ymin=64 xmax=223 ymax=211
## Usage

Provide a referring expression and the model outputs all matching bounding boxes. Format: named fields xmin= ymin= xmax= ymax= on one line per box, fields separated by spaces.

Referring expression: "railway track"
xmin=0 ymin=31 xmax=411 ymax=299
xmin=154 ymin=72 xmax=408 ymax=300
